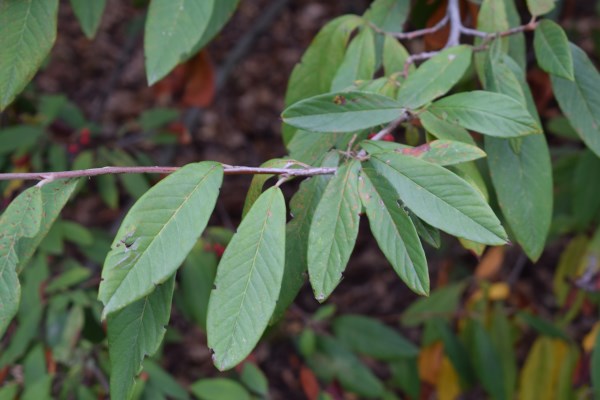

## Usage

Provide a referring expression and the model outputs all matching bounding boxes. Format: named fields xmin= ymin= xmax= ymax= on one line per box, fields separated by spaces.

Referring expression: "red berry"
xmin=382 ymin=133 xmax=395 ymax=142
xmin=79 ymin=128 xmax=91 ymax=145
xmin=213 ymin=243 xmax=226 ymax=258
xmin=68 ymin=143 xmax=79 ymax=154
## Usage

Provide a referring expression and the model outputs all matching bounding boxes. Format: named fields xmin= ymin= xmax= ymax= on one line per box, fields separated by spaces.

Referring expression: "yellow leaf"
xmin=418 ymin=341 xmax=443 ymax=385
xmin=469 ymin=282 xmax=510 ymax=304
xmin=437 ymin=356 xmax=461 ymax=400
xmin=583 ymin=322 xmax=600 ymax=353
xmin=519 ymin=337 xmax=569 ymax=400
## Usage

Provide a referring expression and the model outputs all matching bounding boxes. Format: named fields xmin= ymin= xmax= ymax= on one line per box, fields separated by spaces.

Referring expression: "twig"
xmin=382 ymin=14 xmax=449 ymax=40
xmin=0 ymin=164 xmax=338 ymax=183
xmin=445 ymin=0 xmax=461 ymax=48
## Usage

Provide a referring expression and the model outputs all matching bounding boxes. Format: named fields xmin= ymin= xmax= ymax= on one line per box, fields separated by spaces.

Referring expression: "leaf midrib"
xmin=220 ymin=189 xmax=277 ymax=366
xmin=104 ymin=164 xmax=219 ymax=310
xmin=373 ymin=155 xmax=504 ymax=242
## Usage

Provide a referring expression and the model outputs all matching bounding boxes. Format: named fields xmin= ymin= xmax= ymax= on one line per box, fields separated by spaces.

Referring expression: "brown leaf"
xmin=475 ymin=246 xmax=505 ymax=280
xmin=300 ymin=366 xmax=320 ymax=400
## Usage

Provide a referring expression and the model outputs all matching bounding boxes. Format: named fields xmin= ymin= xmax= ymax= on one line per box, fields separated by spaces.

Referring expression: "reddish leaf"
xmin=424 ymin=1 xmax=449 ymax=50
xmin=300 ymin=366 xmax=320 ymax=400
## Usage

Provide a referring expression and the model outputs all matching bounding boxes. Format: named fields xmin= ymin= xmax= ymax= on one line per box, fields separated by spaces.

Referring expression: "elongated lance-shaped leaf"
xmin=370 ymin=153 xmax=507 ymax=245
xmin=534 ymin=20 xmax=574 ymax=81
xmin=331 ymin=26 xmax=376 ymax=91
xmin=0 ymin=186 xmax=43 ymax=336
xmin=526 ymin=0 xmax=555 ymax=16
xmin=361 ymin=139 xmax=486 ymax=166
xmin=397 ymin=46 xmax=472 ymax=110
xmin=0 ymin=0 xmax=59 ymax=110
xmin=308 ymin=160 xmax=361 ymax=301
xmin=108 ymin=275 xmax=175 ymax=400
xmin=428 ymin=91 xmax=541 ymax=138
xmin=551 ymin=43 xmax=600 ymax=158
xmin=483 ymin=53 xmax=552 ymax=261
xmin=359 ymin=166 xmax=429 ymax=295
xmin=144 ymin=0 xmax=214 ymax=85
xmin=283 ymin=15 xmax=363 ymax=144
xmin=282 ymin=91 xmax=405 ymax=133
xmin=363 ymin=0 xmax=409 ymax=32
xmin=99 ymin=162 xmax=223 ymax=317
xmin=16 ymin=179 xmax=79 ymax=273
xmin=188 ymin=0 xmax=239 ymax=55
xmin=271 ymin=153 xmax=340 ymax=323
xmin=207 ymin=187 xmax=286 ymax=370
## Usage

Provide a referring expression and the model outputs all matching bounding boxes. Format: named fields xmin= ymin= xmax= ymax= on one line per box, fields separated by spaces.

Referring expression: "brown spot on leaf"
xmin=333 ymin=95 xmax=346 ymax=105
xmin=399 ymin=143 xmax=431 ymax=156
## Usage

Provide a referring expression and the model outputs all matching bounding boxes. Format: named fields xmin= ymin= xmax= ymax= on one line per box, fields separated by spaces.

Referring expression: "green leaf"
xmin=272 ymin=153 xmax=339 ymax=322
xmin=516 ymin=312 xmax=570 ymax=341
xmin=401 ymin=282 xmax=467 ymax=326
xmin=0 ymin=125 xmax=44 ymax=155
xmin=190 ymin=378 xmax=251 ymax=400
xmin=188 ymin=0 xmax=239 ymax=56
xmin=178 ymin=242 xmax=217 ymax=330
xmin=526 ymin=0 xmax=556 ymax=16
xmin=99 ymin=162 xmax=223 ymax=317
xmin=283 ymin=15 xmax=363 ymax=144
xmin=331 ymin=26 xmax=376 ymax=91
xmin=242 ymin=158 xmax=291 ymax=218
xmin=282 ymin=91 xmax=405 ymax=133
xmin=551 ymin=43 xmax=600 ymax=157
xmin=308 ymin=160 xmax=361 ymax=301
xmin=107 ymin=276 xmax=175 ymax=400
xmin=534 ymin=20 xmax=573 ymax=81
xmin=69 ymin=0 xmax=106 ymax=39
xmin=428 ymin=91 xmax=541 ymax=138
xmin=433 ymin=319 xmax=477 ymax=386
xmin=142 ymin=360 xmax=190 ymax=400
xmin=361 ymin=139 xmax=486 ymax=166
xmin=0 ymin=0 xmax=59 ymax=110
xmin=0 ymin=186 xmax=43 ymax=336
xmin=471 ymin=320 xmax=506 ymax=400
xmin=397 ymin=46 xmax=472 ymax=110
xmin=370 ymin=153 xmax=507 ymax=245
xmin=358 ymin=166 xmax=429 ymax=295
xmin=310 ymin=335 xmax=385 ymax=397
xmin=572 ymin=150 xmax=600 ymax=230
xmin=363 ymin=0 xmax=410 ymax=32
xmin=207 ymin=187 xmax=286 ymax=370
xmin=482 ymin=53 xmax=552 ymax=261
xmin=240 ymin=363 xmax=268 ymax=396
xmin=420 ymin=110 xmax=476 ymax=145
xmin=333 ymin=314 xmax=418 ymax=360
xmin=144 ymin=0 xmax=214 ymax=85
xmin=16 ymin=179 xmax=79 ymax=272
xmin=382 ymin=34 xmax=412 ymax=76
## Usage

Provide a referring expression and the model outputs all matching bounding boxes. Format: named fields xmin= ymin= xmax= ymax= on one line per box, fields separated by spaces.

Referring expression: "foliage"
xmin=0 ymin=0 xmax=600 ymax=399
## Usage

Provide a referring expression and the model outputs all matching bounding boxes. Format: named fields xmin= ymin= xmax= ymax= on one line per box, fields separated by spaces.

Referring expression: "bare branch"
xmin=384 ymin=14 xmax=449 ymax=40
xmin=0 ymin=164 xmax=338 ymax=183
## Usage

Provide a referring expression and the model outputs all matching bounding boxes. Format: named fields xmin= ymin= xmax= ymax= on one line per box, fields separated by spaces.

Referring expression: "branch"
xmin=384 ymin=14 xmax=449 ymax=40
xmin=0 ymin=164 xmax=338 ymax=184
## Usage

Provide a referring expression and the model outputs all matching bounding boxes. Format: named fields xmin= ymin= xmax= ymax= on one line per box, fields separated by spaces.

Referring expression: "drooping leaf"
xmin=191 ymin=379 xmax=251 ymax=400
xmin=333 ymin=314 xmax=418 ymax=360
xmin=534 ymin=20 xmax=574 ymax=81
xmin=144 ymin=0 xmax=214 ymax=85
xmin=308 ymin=160 xmax=361 ymax=301
xmin=470 ymin=321 xmax=506 ymax=400
xmin=483 ymin=54 xmax=552 ymax=261
xmin=0 ymin=0 xmax=59 ymax=110
xmin=428 ymin=91 xmax=541 ymax=138
xmin=0 ymin=186 xmax=43 ymax=336
xmin=361 ymin=139 xmax=486 ymax=166
xmin=397 ymin=46 xmax=472 ymax=110
xmin=282 ymin=91 xmax=405 ymax=133
xmin=370 ymin=153 xmax=507 ymax=245
xmin=107 ymin=276 xmax=175 ymax=400
xmin=69 ymin=0 xmax=106 ymax=39
xmin=551 ymin=43 xmax=600 ymax=157
xmin=359 ymin=166 xmax=429 ymax=295
xmin=363 ymin=0 xmax=410 ymax=32
xmin=489 ymin=303 xmax=518 ymax=400
xmin=99 ymin=162 xmax=223 ymax=317
xmin=433 ymin=319 xmax=476 ymax=387
xmin=16 ymin=179 xmax=79 ymax=272
xmin=271 ymin=153 xmax=339 ymax=322
xmin=526 ymin=0 xmax=556 ymax=16
xmin=283 ymin=15 xmax=363 ymax=144
xmin=331 ymin=26 xmax=376 ymax=91
xmin=207 ymin=187 xmax=286 ymax=370
xmin=519 ymin=337 xmax=570 ymax=400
